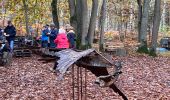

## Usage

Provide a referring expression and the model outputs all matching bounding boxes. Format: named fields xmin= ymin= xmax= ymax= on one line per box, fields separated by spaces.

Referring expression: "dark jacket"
xmin=49 ymin=29 xmax=58 ymax=40
xmin=49 ymin=29 xmax=58 ymax=48
xmin=4 ymin=25 xmax=16 ymax=41
xmin=67 ymin=30 xmax=76 ymax=48
xmin=0 ymin=28 xmax=3 ymax=41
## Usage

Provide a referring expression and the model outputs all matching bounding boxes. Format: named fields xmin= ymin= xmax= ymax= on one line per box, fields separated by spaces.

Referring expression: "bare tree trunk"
xmin=1 ymin=0 xmax=6 ymax=27
xmin=96 ymin=0 xmax=102 ymax=31
xmin=68 ymin=0 xmax=99 ymax=49
xmin=87 ymin=0 xmax=98 ymax=47
xmin=139 ymin=0 xmax=150 ymax=42
xmin=81 ymin=0 xmax=89 ymax=46
xmin=73 ymin=0 xmax=89 ymax=48
xmin=99 ymin=0 xmax=106 ymax=51
xmin=129 ymin=0 xmax=134 ymax=32
xmin=150 ymin=0 xmax=161 ymax=56
xmin=160 ymin=0 xmax=166 ymax=32
xmin=75 ymin=0 xmax=82 ymax=48
xmin=137 ymin=0 xmax=142 ymax=42
xmin=137 ymin=0 xmax=150 ymax=54
xmin=22 ymin=0 xmax=29 ymax=35
xmin=68 ymin=0 xmax=77 ymax=30
xmin=51 ymin=0 xmax=59 ymax=29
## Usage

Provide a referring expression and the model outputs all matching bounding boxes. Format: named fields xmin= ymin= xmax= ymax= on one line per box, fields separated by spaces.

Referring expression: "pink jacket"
xmin=54 ymin=33 xmax=69 ymax=49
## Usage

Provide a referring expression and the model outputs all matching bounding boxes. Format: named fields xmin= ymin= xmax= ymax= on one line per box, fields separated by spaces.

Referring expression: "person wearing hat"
xmin=41 ymin=25 xmax=50 ymax=48
xmin=67 ymin=26 xmax=76 ymax=48
xmin=47 ymin=24 xmax=58 ymax=48
xmin=4 ymin=21 xmax=16 ymax=52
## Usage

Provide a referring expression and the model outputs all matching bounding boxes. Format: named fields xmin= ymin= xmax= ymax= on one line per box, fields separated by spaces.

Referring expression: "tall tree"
xmin=68 ymin=0 xmax=99 ymax=49
xmin=160 ymin=0 xmax=166 ymax=32
xmin=140 ymin=0 xmax=150 ymax=42
xmin=137 ymin=0 xmax=142 ymax=42
xmin=51 ymin=0 xmax=59 ymax=29
xmin=68 ymin=0 xmax=77 ymax=30
xmin=75 ymin=0 xmax=83 ymax=48
xmin=150 ymin=0 xmax=161 ymax=56
xmin=80 ymin=0 xmax=89 ymax=46
xmin=99 ymin=0 xmax=106 ymax=51
xmin=137 ymin=0 xmax=151 ymax=53
xmin=22 ymin=0 xmax=29 ymax=35
xmin=87 ymin=0 xmax=98 ymax=47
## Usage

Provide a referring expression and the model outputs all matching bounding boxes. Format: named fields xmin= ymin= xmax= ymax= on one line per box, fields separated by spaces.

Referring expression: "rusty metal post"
xmin=72 ymin=65 xmax=87 ymax=100
xmin=84 ymin=68 xmax=87 ymax=100
xmin=77 ymin=66 xmax=80 ymax=100
xmin=72 ymin=65 xmax=75 ymax=100
xmin=80 ymin=66 xmax=83 ymax=100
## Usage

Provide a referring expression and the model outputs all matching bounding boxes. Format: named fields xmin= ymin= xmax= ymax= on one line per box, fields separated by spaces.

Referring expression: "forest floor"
xmin=0 ymin=54 xmax=170 ymax=100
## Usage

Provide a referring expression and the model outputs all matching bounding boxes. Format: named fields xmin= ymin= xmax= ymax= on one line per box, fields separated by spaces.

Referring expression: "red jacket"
xmin=54 ymin=33 xmax=69 ymax=49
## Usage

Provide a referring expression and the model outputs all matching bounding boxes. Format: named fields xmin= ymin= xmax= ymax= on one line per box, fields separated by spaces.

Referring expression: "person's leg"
xmin=52 ymin=42 xmax=56 ymax=48
xmin=50 ymin=42 xmax=56 ymax=48
xmin=10 ymin=40 xmax=14 ymax=52
xmin=41 ymin=41 xmax=45 ymax=48
xmin=7 ymin=40 xmax=10 ymax=46
xmin=44 ymin=40 xmax=48 ymax=48
xmin=48 ymin=43 xmax=50 ymax=48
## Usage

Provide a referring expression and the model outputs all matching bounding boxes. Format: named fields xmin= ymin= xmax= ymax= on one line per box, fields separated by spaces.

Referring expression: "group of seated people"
xmin=41 ymin=24 xmax=76 ymax=49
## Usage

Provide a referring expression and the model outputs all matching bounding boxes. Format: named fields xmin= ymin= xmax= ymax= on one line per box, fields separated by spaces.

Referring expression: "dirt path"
xmin=0 ymin=55 xmax=170 ymax=100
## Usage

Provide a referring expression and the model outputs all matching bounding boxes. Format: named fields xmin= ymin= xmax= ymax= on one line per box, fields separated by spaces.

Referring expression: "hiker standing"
xmin=4 ymin=21 xmax=16 ymax=52
xmin=47 ymin=24 xmax=58 ymax=48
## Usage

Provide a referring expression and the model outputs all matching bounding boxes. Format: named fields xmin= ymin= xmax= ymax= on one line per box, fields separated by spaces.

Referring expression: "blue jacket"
xmin=4 ymin=25 xmax=16 ymax=41
xmin=41 ymin=29 xmax=49 ymax=41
